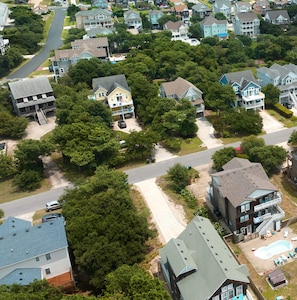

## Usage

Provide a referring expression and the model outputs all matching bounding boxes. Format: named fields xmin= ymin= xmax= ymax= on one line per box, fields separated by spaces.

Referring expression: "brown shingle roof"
xmin=212 ymin=158 xmax=277 ymax=207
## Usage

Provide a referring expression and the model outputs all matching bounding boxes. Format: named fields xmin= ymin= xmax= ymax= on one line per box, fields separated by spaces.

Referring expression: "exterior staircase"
xmin=36 ymin=109 xmax=47 ymax=125
xmin=290 ymin=92 xmax=297 ymax=108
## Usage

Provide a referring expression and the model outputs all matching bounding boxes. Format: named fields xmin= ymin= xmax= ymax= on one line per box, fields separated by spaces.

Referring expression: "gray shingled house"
xmin=8 ymin=77 xmax=55 ymax=124
xmin=159 ymin=216 xmax=250 ymax=300
xmin=160 ymin=77 xmax=204 ymax=117
xmin=208 ymin=158 xmax=284 ymax=239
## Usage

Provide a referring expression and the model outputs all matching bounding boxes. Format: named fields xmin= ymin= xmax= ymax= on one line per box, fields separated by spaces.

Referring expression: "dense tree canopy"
xmin=0 ymin=111 xmax=28 ymax=139
xmin=240 ymin=135 xmax=265 ymax=156
xmin=62 ymin=167 xmax=153 ymax=292
xmin=212 ymin=147 xmax=237 ymax=171
xmin=261 ymin=84 xmax=280 ymax=106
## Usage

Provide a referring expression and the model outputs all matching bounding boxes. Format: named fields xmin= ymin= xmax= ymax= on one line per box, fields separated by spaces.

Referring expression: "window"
xmin=116 ymin=93 xmax=122 ymax=102
xmin=212 ymin=296 xmax=219 ymax=300
xmin=45 ymin=268 xmax=51 ymax=275
xmin=236 ymin=285 xmax=243 ymax=295
xmin=46 ymin=253 xmax=51 ymax=260
xmin=240 ymin=214 xmax=249 ymax=223
xmin=35 ymin=257 xmax=40 ymax=262
xmin=241 ymin=202 xmax=250 ymax=213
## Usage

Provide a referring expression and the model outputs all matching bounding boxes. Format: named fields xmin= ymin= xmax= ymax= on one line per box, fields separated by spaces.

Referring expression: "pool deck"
xmin=238 ymin=227 xmax=297 ymax=275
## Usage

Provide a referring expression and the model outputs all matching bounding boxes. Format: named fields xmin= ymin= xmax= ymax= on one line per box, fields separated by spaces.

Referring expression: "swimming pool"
xmin=254 ymin=240 xmax=293 ymax=259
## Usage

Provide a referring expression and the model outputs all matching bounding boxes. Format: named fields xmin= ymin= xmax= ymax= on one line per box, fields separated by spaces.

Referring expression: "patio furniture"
xmin=278 ymin=257 xmax=284 ymax=265
xmin=291 ymin=237 xmax=297 ymax=241
xmin=284 ymin=228 xmax=289 ymax=238
xmin=274 ymin=258 xmax=280 ymax=266
xmin=289 ymin=251 xmax=295 ymax=259
xmin=281 ymin=254 xmax=287 ymax=262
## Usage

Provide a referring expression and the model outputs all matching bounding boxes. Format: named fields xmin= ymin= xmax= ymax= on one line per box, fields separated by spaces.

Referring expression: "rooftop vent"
xmin=25 ymin=229 xmax=29 ymax=232
xmin=13 ymin=233 xmax=16 ymax=236
xmin=38 ymin=225 xmax=41 ymax=229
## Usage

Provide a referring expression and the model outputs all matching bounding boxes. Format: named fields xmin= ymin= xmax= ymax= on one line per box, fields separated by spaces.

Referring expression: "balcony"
xmin=254 ymin=193 xmax=282 ymax=212
xmin=111 ymin=107 xmax=134 ymax=116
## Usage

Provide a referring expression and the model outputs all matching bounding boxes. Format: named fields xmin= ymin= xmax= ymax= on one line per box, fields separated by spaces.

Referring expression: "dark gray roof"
xmin=159 ymin=216 xmax=249 ymax=300
xmin=257 ymin=66 xmax=280 ymax=80
xmin=192 ymin=2 xmax=211 ymax=12
xmin=75 ymin=8 xmax=112 ymax=17
xmin=8 ymin=77 xmax=53 ymax=99
xmin=235 ymin=11 xmax=258 ymax=21
xmin=211 ymin=158 xmax=277 ymax=207
xmin=265 ymin=9 xmax=290 ymax=20
xmin=92 ymin=74 xmax=130 ymax=94
xmin=201 ymin=15 xmax=227 ymax=25
xmin=0 ymin=218 xmax=68 ymax=268
xmin=223 ymin=69 xmax=258 ymax=86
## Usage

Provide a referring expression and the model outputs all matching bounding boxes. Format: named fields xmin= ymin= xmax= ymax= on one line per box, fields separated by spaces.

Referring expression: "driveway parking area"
xmin=259 ymin=110 xmax=284 ymax=134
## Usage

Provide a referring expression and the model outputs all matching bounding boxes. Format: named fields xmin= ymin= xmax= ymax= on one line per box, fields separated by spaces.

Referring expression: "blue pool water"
xmin=254 ymin=240 xmax=293 ymax=259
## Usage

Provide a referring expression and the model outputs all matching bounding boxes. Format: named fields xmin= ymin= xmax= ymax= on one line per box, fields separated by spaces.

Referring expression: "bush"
xmin=167 ymin=163 xmax=190 ymax=192
xmin=273 ymin=103 xmax=293 ymax=118
xmin=163 ymin=137 xmax=181 ymax=152
xmin=180 ymin=188 xmax=197 ymax=209
xmin=13 ymin=169 xmax=43 ymax=191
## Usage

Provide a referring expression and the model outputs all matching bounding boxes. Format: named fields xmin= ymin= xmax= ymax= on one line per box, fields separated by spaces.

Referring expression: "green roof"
xmin=159 ymin=216 xmax=249 ymax=299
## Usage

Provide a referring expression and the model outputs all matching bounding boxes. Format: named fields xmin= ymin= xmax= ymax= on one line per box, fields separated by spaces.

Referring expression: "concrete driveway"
xmin=259 ymin=110 xmax=284 ymax=134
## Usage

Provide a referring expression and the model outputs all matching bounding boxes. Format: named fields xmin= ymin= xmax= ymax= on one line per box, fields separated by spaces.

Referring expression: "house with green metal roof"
xmin=159 ymin=216 xmax=250 ymax=300
xmin=0 ymin=217 xmax=74 ymax=290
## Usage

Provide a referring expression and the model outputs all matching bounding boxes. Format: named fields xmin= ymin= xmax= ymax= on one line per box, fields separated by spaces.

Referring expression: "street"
xmin=7 ymin=7 xmax=66 ymax=79
xmin=1 ymin=126 xmax=296 ymax=218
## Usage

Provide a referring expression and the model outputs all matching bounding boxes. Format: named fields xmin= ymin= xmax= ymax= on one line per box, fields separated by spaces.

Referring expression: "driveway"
xmin=259 ymin=110 xmax=284 ymax=134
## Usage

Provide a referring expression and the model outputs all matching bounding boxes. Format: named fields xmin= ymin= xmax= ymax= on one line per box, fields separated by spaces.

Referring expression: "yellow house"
xmin=92 ymin=74 xmax=134 ymax=120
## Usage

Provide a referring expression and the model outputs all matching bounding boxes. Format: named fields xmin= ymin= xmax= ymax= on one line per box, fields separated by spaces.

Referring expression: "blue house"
xmin=92 ymin=0 xmax=108 ymax=8
xmin=200 ymin=15 xmax=228 ymax=38
xmin=0 ymin=217 xmax=73 ymax=289
xmin=149 ymin=10 xmax=164 ymax=29
xmin=219 ymin=70 xmax=265 ymax=110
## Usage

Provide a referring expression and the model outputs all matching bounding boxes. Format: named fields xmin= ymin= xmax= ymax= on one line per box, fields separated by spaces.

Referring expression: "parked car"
xmin=118 ymin=120 xmax=127 ymax=129
xmin=42 ymin=213 xmax=63 ymax=223
xmin=45 ymin=200 xmax=61 ymax=212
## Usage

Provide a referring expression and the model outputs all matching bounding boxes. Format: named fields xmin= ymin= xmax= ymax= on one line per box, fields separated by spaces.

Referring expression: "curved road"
xmin=0 ymin=126 xmax=296 ymax=218
xmin=7 ymin=7 xmax=66 ymax=79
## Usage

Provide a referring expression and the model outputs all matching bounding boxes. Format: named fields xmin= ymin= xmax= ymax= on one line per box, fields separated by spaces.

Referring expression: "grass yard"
xmin=266 ymin=109 xmax=297 ymax=128
xmin=0 ymin=177 xmax=51 ymax=205
xmin=177 ymin=136 xmax=206 ymax=156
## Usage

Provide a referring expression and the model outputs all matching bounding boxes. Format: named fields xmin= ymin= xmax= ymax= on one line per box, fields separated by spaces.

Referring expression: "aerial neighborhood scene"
xmin=2 ymin=0 xmax=297 ymax=298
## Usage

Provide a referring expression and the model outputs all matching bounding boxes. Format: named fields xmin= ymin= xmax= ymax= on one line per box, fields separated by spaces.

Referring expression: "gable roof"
xmin=221 ymin=70 xmax=259 ymax=88
xmin=8 ymin=77 xmax=53 ymax=99
xmin=0 ymin=218 xmax=68 ymax=268
xmin=0 ymin=268 xmax=42 ymax=286
xmin=124 ymin=10 xmax=141 ymax=20
xmin=211 ymin=158 xmax=277 ymax=207
xmin=159 ymin=216 xmax=249 ymax=300
xmin=265 ymin=9 xmax=290 ymax=20
xmin=201 ymin=15 xmax=227 ymax=25
xmin=192 ymin=2 xmax=211 ymax=12
xmin=161 ymin=77 xmax=203 ymax=100
xmin=92 ymin=74 xmax=130 ymax=94
xmin=214 ymin=0 xmax=231 ymax=9
xmin=75 ymin=8 xmax=112 ymax=17
xmin=164 ymin=20 xmax=185 ymax=30
xmin=172 ymin=4 xmax=188 ymax=12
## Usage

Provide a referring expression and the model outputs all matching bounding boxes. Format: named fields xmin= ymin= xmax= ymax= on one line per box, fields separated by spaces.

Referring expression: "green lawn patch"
xmin=178 ymin=136 xmax=206 ymax=155
xmin=266 ymin=109 xmax=297 ymax=128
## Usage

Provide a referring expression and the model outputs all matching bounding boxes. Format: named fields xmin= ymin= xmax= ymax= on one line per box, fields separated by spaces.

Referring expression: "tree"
xmin=167 ymin=163 xmax=191 ymax=192
xmin=158 ymin=14 xmax=178 ymax=29
xmin=189 ymin=23 xmax=202 ymax=39
xmin=212 ymin=147 xmax=237 ymax=171
xmin=289 ymin=130 xmax=297 ymax=147
xmin=214 ymin=12 xmax=226 ymax=20
xmin=62 ymin=166 xmax=153 ymax=292
xmin=249 ymin=145 xmax=287 ymax=175
xmin=261 ymin=84 xmax=280 ymax=106
xmin=67 ymin=4 xmax=81 ymax=21
xmin=204 ymin=82 xmax=236 ymax=113
xmin=13 ymin=169 xmax=42 ymax=191
xmin=0 ymin=111 xmax=28 ymax=139
xmin=125 ymin=130 xmax=158 ymax=161
xmin=240 ymin=135 xmax=265 ymax=156
xmin=103 ymin=264 xmax=170 ymax=299
xmin=0 ymin=154 xmax=17 ymax=179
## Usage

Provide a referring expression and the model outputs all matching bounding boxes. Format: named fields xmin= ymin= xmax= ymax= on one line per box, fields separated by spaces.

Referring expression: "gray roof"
xmin=235 ymin=11 xmax=258 ymax=21
xmin=222 ymin=69 xmax=258 ymax=87
xmin=92 ymin=74 xmax=130 ymax=94
xmin=159 ymin=216 xmax=249 ymax=300
xmin=164 ymin=20 xmax=185 ymax=30
xmin=265 ymin=9 xmax=290 ymax=20
xmin=211 ymin=158 xmax=277 ymax=207
xmin=8 ymin=77 xmax=53 ymax=100
xmin=86 ymin=27 xmax=114 ymax=37
xmin=257 ymin=66 xmax=280 ymax=80
xmin=0 ymin=217 xmax=68 ymax=268
xmin=161 ymin=77 xmax=203 ymax=100
xmin=0 ymin=268 xmax=42 ymax=286
xmin=201 ymin=15 xmax=227 ymax=25
xmin=75 ymin=8 xmax=112 ymax=17
xmin=192 ymin=2 xmax=211 ymax=12
xmin=214 ymin=0 xmax=231 ymax=9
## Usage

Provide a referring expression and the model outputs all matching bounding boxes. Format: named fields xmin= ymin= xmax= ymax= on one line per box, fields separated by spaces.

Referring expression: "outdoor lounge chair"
xmin=284 ymin=228 xmax=289 ymax=238
xmin=281 ymin=254 xmax=288 ymax=262
xmin=278 ymin=257 xmax=284 ymax=265
xmin=274 ymin=258 xmax=280 ymax=266
xmin=289 ymin=251 xmax=296 ymax=259
xmin=291 ymin=237 xmax=297 ymax=241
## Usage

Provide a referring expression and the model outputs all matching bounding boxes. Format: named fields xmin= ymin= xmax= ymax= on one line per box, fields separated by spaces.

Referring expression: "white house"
xmin=0 ymin=217 xmax=74 ymax=289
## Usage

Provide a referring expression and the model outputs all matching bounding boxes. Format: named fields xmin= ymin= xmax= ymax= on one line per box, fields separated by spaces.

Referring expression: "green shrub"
xmin=180 ymin=188 xmax=197 ymax=209
xmin=13 ymin=170 xmax=43 ymax=191
xmin=273 ymin=103 xmax=293 ymax=118
xmin=163 ymin=137 xmax=181 ymax=152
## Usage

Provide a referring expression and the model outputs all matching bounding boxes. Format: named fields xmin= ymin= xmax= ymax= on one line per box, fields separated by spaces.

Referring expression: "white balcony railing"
xmin=254 ymin=195 xmax=282 ymax=212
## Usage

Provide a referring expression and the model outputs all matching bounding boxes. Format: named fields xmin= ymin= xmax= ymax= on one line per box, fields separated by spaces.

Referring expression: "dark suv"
xmin=42 ymin=213 xmax=63 ymax=223
xmin=118 ymin=120 xmax=127 ymax=129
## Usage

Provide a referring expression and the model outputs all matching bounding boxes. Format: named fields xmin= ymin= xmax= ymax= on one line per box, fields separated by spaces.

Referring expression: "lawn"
xmin=266 ymin=109 xmax=297 ymax=128
xmin=177 ymin=136 xmax=206 ymax=156
xmin=0 ymin=177 xmax=51 ymax=205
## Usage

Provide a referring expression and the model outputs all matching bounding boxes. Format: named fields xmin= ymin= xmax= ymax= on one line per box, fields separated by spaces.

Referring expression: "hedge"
xmin=273 ymin=103 xmax=293 ymax=118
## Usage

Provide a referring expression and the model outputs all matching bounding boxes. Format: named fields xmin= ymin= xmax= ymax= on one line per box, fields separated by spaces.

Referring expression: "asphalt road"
xmin=7 ymin=7 xmax=66 ymax=79
xmin=1 ymin=126 xmax=296 ymax=218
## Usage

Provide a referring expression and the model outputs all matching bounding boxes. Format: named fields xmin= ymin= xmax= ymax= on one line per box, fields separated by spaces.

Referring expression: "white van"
xmin=45 ymin=200 xmax=61 ymax=212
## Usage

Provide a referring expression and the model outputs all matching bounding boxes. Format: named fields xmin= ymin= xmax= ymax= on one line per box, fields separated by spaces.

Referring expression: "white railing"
xmin=254 ymin=196 xmax=282 ymax=212
xmin=290 ymin=92 xmax=297 ymax=107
